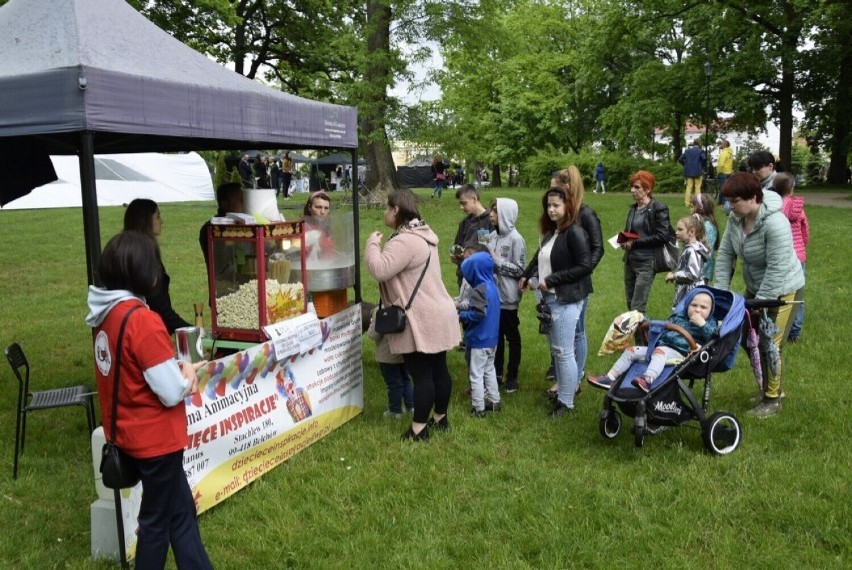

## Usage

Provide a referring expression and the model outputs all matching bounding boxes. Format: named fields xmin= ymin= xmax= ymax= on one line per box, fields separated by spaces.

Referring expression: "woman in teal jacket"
xmin=714 ymin=172 xmax=804 ymax=418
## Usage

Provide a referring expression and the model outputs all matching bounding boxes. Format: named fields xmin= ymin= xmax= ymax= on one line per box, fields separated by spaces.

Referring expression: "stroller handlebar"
xmin=744 ymin=298 xmax=800 ymax=309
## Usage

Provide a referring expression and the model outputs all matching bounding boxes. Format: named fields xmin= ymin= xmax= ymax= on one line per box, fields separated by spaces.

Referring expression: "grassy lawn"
xmin=0 ymin=186 xmax=849 ymax=568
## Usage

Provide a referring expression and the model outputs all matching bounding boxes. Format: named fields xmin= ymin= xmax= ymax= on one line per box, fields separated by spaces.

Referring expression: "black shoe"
xmin=505 ymin=378 xmax=519 ymax=393
xmin=543 ymin=388 xmax=558 ymax=400
xmin=545 ymin=366 xmax=556 ymax=380
xmin=484 ymin=401 xmax=502 ymax=412
xmin=469 ymin=407 xmax=487 ymax=418
xmin=427 ymin=415 xmax=450 ymax=431
xmin=401 ymin=425 xmax=430 ymax=442
xmin=548 ymin=402 xmax=573 ymax=418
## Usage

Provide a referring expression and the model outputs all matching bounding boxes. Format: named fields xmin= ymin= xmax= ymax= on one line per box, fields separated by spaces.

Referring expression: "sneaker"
xmin=400 ymin=425 xmax=430 ymax=441
xmin=405 ymin=406 xmax=415 ymax=415
xmin=484 ymin=401 xmax=502 ymax=412
xmin=543 ymin=388 xmax=558 ymax=400
xmin=505 ymin=378 xmax=519 ymax=393
xmin=427 ymin=415 xmax=450 ymax=431
xmin=383 ymin=410 xmax=402 ymax=419
xmin=469 ymin=407 xmax=487 ymax=418
xmin=787 ymin=336 xmax=800 ymax=343
xmin=548 ymin=401 xmax=573 ymax=418
xmin=545 ymin=366 xmax=556 ymax=380
xmin=631 ymin=376 xmax=652 ymax=393
xmin=587 ymin=375 xmax=614 ymax=390
xmin=746 ymin=398 xmax=781 ymax=418
xmin=749 ymin=390 xmax=786 ymax=405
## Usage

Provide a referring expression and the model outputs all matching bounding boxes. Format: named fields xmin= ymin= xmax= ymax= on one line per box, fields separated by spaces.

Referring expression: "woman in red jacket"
xmin=86 ymin=231 xmax=212 ymax=569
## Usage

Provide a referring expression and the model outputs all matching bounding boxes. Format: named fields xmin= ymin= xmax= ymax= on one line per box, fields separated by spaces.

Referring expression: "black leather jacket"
xmin=624 ymin=198 xmax=672 ymax=252
xmin=580 ymin=204 xmax=605 ymax=269
xmin=523 ymin=223 xmax=593 ymax=304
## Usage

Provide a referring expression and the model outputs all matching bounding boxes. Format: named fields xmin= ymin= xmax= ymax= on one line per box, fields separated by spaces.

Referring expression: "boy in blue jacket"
xmin=588 ymin=290 xmax=718 ymax=393
xmin=459 ymin=252 xmax=502 ymax=416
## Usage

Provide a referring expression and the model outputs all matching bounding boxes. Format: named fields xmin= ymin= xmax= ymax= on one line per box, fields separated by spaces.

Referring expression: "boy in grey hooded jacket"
xmin=487 ymin=198 xmax=526 ymax=392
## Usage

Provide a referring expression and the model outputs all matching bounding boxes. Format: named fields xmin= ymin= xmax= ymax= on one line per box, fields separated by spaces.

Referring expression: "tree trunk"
xmin=672 ymin=111 xmax=684 ymax=161
xmin=777 ymin=32 xmax=797 ymax=171
xmin=827 ymin=51 xmax=852 ymax=184
xmin=491 ymin=165 xmax=502 ymax=188
xmin=361 ymin=0 xmax=402 ymax=196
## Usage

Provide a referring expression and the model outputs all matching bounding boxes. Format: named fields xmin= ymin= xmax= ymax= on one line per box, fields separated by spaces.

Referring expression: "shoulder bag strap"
xmin=403 ymin=246 xmax=431 ymax=311
xmin=108 ymin=305 xmax=142 ymax=444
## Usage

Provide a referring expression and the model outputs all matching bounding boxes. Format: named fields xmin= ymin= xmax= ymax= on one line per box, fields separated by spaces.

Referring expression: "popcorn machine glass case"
xmin=208 ymin=222 xmax=307 ymax=342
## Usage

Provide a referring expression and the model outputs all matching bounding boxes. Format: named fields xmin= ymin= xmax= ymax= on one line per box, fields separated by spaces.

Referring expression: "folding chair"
xmin=5 ymin=342 xmax=96 ymax=479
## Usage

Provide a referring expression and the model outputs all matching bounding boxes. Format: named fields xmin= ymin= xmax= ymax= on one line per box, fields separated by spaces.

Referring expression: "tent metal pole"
xmin=79 ymin=131 xmax=101 ymax=286
xmin=351 ymin=149 xmax=361 ymax=303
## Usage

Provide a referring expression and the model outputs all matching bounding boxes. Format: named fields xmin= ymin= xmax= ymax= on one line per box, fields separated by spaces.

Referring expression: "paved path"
xmin=802 ymin=192 xmax=852 ymax=208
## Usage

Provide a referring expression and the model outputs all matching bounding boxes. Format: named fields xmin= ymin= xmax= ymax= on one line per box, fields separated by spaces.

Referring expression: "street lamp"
xmin=704 ymin=60 xmax=713 ymax=174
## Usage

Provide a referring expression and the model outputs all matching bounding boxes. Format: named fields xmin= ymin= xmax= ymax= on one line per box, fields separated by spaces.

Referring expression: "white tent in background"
xmin=2 ymin=152 xmax=214 ymax=210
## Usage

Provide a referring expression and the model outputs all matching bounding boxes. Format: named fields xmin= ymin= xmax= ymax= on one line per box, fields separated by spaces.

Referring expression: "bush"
xmin=520 ymin=149 xmax=683 ymax=193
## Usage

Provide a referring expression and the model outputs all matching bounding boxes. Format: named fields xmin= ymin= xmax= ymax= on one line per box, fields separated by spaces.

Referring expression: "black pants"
xmin=403 ymin=351 xmax=452 ymax=424
xmin=135 ymin=450 xmax=212 ymax=570
xmin=281 ymin=172 xmax=293 ymax=198
xmin=495 ymin=308 xmax=521 ymax=380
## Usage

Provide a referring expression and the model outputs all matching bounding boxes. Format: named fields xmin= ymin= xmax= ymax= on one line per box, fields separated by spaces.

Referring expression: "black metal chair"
xmin=5 ymin=342 xmax=96 ymax=479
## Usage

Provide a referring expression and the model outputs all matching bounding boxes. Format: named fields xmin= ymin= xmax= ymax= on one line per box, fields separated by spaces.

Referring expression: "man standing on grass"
xmin=716 ymin=139 xmax=733 ymax=210
xmin=678 ymin=140 xmax=706 ymax=207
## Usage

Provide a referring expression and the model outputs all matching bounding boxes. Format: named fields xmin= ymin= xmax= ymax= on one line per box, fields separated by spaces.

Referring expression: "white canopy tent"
xmin=3 ymin=152 xmax=214 ymax=210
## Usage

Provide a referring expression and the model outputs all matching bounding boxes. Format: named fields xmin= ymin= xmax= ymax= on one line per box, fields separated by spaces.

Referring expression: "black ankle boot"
xmin=401 ymin=425 xmax=430 ymax=442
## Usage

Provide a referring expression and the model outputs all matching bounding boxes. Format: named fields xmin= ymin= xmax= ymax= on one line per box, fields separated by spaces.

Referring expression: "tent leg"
xmin=351 ymin=149 xmax=361 ymax=303
xmin=79 ymin=132 xmax=101 ymax=286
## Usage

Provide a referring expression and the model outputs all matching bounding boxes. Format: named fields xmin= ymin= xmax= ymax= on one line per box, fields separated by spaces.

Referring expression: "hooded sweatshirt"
xmin=458 ymin=252 xmax=500 ymax=349
xmin=714 ymin=191 xmax=805 ymax=299
xmin=487 ymin=198 xmax=526 ymax=309
xmin=365 ymin=220 xmax=461 ymax=355
xmin=85 ymin=286 xmax=190 ymax=459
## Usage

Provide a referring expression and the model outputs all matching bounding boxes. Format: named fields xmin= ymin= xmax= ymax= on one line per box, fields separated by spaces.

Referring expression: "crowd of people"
xmin=367 ymin=151 xmax=808 ymax=441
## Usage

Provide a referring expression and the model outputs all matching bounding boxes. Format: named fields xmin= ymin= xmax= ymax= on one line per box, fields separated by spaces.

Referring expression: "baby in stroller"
xmin=588 ymin=291 xmax=718 ymax=393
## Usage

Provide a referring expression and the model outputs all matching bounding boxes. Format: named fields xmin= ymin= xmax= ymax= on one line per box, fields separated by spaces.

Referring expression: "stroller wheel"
xmin=599 ymin=410 xmax=621 ymax=439
xmin=702 ymin=411 xmax=742 ymax=455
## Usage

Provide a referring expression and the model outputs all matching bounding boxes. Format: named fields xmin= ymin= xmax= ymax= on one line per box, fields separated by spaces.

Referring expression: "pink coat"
xmin=781 ymin=196 xmax=809 ymax=262
xmin=365 ymin=222 xmax=461 ymax=355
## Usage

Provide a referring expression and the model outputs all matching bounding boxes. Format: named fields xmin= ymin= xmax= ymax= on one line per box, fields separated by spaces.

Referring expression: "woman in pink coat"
xmin=365 ymin=190 xmax=461 ymax=441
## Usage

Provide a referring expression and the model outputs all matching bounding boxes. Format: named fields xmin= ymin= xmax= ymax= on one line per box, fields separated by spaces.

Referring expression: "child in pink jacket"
xmin=775 ymin=172 xmax=809 ymax=341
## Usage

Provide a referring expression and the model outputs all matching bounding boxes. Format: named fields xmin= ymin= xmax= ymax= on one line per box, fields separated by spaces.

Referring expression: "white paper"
xmin=608 ymin=234 xmax=623 ymax=249
xmin=263 ymin=312 xmax=323 ymax=361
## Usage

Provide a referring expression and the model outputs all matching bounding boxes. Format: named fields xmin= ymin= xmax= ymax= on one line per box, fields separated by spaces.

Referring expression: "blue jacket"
xmin=459 ymin=252 xmax=500 ymax=348
xmin=678 ymin=145 xmax=706 ymax=177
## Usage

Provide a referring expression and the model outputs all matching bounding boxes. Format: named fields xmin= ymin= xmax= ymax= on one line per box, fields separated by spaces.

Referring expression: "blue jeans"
xmin=432 ymin=179 xmax=444 ymax=197
xmin=544 ymin=292 xmax=582 ymax=408
xmin=789 ymin=262 xmax=805 ymax=339
xmin=379 ymin=362 xmax=414 ymax=413
xmin=574 ymin=296 xmax=590 ymax=378
xmin=716 ymin=173 xmax=729 ymax=210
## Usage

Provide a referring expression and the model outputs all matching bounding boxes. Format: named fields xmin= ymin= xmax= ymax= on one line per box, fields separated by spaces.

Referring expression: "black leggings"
xmin=403 ymin=351 xmax=452 ymax=424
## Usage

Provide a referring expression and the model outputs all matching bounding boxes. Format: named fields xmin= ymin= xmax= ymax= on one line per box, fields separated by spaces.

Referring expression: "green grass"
xmin=0 ymin=187 xmax=849 ymax=568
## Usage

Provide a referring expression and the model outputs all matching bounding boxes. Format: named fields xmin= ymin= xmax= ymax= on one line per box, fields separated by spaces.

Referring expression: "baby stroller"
xmin=597 ymin=286 xmax=746 ymax=455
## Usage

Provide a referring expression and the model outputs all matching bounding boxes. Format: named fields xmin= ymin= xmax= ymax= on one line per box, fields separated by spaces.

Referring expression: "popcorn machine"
xmin=207 ymin=221 xmax=307 ymax=342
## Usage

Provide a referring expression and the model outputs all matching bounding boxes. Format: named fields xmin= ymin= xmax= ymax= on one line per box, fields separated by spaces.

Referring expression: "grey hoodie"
xmin=487 ymin=198 xmax=526 ymax=310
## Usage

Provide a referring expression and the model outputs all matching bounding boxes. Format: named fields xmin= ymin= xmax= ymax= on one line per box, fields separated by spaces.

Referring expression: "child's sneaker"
xmin=631 ymin=376 xmax=652 ymax=393
xmin=469 ymin=407 xmax=487 ymax=418
xmin=484 ymin=401 xmax=502 ymax=412
xmin=383 ymin=410 xmax=402 ymax=419
xmin=587 ymin=374 xmax=614 ymax=390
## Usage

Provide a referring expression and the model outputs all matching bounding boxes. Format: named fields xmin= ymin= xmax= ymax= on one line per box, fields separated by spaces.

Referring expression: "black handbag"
xmin=374 ymin=253 xmax=431 ymax=334
xmin=653 ymin=239 xmax=679 ymax=273
xmin=100 ymin=306 xmax=141 ymax=490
